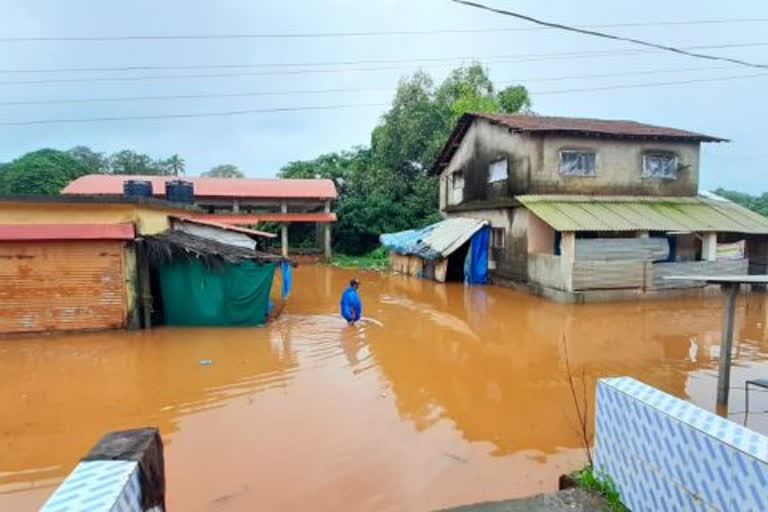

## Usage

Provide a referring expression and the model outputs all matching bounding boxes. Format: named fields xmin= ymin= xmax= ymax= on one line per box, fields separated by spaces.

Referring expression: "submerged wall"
xmin=595 ymin=377 xmax=768 ymax=511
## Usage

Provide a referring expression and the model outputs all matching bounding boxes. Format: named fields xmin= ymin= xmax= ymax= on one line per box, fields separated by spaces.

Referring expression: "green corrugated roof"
xmin=517 ymin=195 xmax=768 ymax=233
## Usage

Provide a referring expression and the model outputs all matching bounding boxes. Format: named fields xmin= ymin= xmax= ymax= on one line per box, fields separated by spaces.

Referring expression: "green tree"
xmin=498 ymin=85 xmax=532 ymax=113
xmin=202 ymin=164 xmax=245 ymax=178
xmin=3 ymin=149 xmax=87 ymax=195
xmin=280 ymin=63 xmax=530 ymax=254
xmin=714 ymin=188 xmax=768 ymax=217
xmin=67 ymin=146 xmax=107 ymax=174
xmin=108 ymin=150 xmax=170 ymax=175
xmin=160 ymin=154 xmax=186 ymax=176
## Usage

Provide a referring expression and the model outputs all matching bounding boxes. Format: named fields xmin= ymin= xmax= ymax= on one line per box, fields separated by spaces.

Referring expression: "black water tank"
xmin=123 ymin=179 xmax=153 ymax=198
xmin=165 ymin=179 xmax=194 ymax=204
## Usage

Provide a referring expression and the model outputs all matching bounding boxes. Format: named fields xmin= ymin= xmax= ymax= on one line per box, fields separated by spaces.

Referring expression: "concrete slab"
xmin=437 ymin=488 xmax=607 ymax=512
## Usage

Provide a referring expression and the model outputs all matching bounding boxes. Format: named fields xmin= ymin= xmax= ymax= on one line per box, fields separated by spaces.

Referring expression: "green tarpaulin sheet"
xmin=157 ymin=259 xmax=277 ymax=327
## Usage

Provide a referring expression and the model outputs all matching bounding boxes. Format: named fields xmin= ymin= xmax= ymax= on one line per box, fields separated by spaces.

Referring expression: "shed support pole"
xmin=702 ymin=232 xmax=717 ymax=261
xmin=716 ymin=282 xmax=739 ymax=410
xmin=560 ymin=231 xmax=575 ymax=292
xmin=281 ymin=201 xmax=288 ymax=258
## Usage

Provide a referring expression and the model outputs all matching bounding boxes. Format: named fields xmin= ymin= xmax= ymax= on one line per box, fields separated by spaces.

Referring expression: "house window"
xmin=643 ymin=153 xmax=678 ymax=179
xmin=449 ymin=171 xmax=464 ymax=204
xmin=488 ymin=159 xmax=508 ymax=183
xmin=559 ymin=150 xmax=596 ymax=176
xmin=491 ymin=227 xmax=506 ymax=249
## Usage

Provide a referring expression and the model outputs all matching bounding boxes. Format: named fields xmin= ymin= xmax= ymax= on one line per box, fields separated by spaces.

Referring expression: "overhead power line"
xmin=0 ymin=42 xmax=766 ymax=74
xmin=0 ymin=65 xmax=737 ymax=106
xmin=1 ymin=72 xmax=765 ymax=126
xmin=452 ymin=0 xmax=768 ymax=70
xmin=0 ymin=18 xmax=767 ymax=42
xmin=0 ymin=43 xmax=766 ymax=86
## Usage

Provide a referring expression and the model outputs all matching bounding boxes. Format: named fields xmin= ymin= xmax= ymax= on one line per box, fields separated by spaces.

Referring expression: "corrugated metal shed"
xmin=518 ymin=195 xmax=768 ymax=234
xmin=380 ymin=218 xmax=488 ymax=260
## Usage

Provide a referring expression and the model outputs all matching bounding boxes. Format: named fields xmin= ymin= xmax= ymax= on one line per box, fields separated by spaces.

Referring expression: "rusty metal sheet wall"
xmin=572 ymin=260 xmax=645 ymax=290
xmin=0 ymin=241 xmax=126 ymax=333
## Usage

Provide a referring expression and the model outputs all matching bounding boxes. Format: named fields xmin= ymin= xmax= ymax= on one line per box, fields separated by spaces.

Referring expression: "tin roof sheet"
xmin=380 ymin=217 xmax=488 ymax=259
xmin=517 ymin=195 xmax=768 ymax=234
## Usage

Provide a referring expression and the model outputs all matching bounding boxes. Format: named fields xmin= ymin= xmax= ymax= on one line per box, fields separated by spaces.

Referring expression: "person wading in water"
xmin=340 ymin=279 xmax=362 ymax=326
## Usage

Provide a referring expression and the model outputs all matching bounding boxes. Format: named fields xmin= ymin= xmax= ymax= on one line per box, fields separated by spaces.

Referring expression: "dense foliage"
xmin=202 ymin=164 xmax=245 ymax=178
xmin=715 ymin=188 xmax=768 ymax=217
xmin=0 ymin=149 xmax=87 ymax=195
xmin=281 ymin=63 xmax=532 ymax=254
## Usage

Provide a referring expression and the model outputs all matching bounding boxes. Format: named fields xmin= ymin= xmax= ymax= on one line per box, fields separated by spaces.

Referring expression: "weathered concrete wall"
xmin=595 ymin=377 xmax=768 ymax=512
xmin=439 ymin=120 xmax=538 ymax=211
xmin=445 ymin=207 xmax=525 ymax=280
xmin=527 ymin=211 xmax=555 ymax=254
xmin=438 ymin=118 xmax=701 ymax=209
xmin=532 ymin=134 xmax=700 ymax=196
xmin=527 ymin=253 xmax=569 ymax=290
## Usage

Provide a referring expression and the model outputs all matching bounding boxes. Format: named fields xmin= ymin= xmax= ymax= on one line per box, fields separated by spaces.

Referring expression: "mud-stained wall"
xmin=533 ymin=134 xmax=700 ymax=196
xmin=439 ymin=118 xmax=701 ymax=208
xmin=440 ymin=120 xmax=537 ymax=211
xmin=445 ymin=207 xmax=527 ymax=281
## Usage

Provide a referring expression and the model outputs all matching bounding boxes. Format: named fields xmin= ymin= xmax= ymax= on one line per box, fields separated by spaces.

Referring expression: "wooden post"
xmin=133 ymin=241 xmax=153 ymax=330
xmin=281 ymin=201 xmax=288 ymax=258
xmin=716 ymin=282 xmax=739 ymax=408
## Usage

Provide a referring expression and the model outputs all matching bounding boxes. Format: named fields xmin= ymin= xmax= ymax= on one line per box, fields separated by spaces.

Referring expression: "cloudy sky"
xmin=0 ymin=0 xmax=766 ymax=192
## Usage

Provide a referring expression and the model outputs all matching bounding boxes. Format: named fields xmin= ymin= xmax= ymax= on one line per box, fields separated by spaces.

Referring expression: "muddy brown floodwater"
xmin=2 ymin=265 xmax=768 ymax=511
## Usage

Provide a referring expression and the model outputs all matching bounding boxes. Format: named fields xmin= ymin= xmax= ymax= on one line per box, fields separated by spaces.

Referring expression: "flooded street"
xmin=2 ymin=265 xmax=768 ymax=511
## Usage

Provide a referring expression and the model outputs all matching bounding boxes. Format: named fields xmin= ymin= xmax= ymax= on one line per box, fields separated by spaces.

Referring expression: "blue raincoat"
xmin=340 ymin=286 xmax=362 ymax=322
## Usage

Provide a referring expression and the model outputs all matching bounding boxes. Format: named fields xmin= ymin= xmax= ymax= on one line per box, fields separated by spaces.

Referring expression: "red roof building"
xmin=62 ymin=174 xmax=337 ymax=259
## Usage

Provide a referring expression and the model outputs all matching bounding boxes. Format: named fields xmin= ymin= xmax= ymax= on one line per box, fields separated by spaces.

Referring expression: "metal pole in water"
xmin=716 ymin=283 xmax=739 ymax=409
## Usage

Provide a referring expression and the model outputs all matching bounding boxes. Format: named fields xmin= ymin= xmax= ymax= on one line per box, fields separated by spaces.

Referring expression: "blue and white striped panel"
xmin=40 ymin=460 xmax=143 ymax=512
xmin=595 ymin=377 xmax=768 ymax=512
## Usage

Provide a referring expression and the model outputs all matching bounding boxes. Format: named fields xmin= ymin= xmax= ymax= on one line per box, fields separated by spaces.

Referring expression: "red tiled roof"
xmin=171 ymin=216 xmax=276 ymax=238
xmin=190 ymin=213 xmax=337 ymax=225
xmin=62 ymin=175 xmax=338 ymax=200
xmin=469 ymin=113 xmax=727 ymax=142
xmin=0 ymin=223 xmax=135 ymax=241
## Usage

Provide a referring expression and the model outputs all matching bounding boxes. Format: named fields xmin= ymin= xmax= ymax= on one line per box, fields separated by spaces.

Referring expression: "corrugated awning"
xmin=0 ymin=223 xmax=135 ymax=241
xmin=518 ymin=195 xmax=768 ymax=234
xmin=380 ymin=217 xmax=488 ymax=259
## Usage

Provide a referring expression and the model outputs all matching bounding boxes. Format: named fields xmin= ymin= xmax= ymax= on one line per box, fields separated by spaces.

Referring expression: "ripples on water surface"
xmin=1 ymin=265 xmax=768 ymax=510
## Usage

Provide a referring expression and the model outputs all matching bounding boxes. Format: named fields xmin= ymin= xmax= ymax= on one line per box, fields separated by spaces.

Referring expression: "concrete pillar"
xmin=324 ymin=224 xmax=332 ymax=260
xmin=281 ymin=201 xmax=288 ymax=258
xmin=560 ymin=231 xmax=576 ymax=292
xmin=702 ymin=232 xmax=717 ymax=261
xmin=323 ymin=200 xmax=332 ymax=260
xmin=635 ymin=231 xmax=650 ymax=238
xmin=232 ymin=199 xmax=240 ymax=213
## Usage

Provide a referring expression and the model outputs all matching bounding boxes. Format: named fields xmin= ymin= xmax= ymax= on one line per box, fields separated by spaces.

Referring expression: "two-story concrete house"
xmin=431 ymin=112 xmax=768 ymax=301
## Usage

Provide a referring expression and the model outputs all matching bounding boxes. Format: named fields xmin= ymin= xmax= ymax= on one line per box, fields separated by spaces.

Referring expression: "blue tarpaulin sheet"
xmin=380 ymin=218 xmax=488 ymax=260
xmin=464 ymin=227 xmax=489 ymax=285
xmin=281 ymin=261 xmax=292 ymax=300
